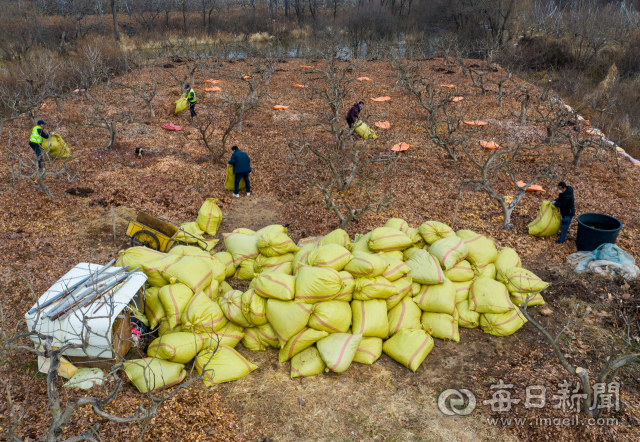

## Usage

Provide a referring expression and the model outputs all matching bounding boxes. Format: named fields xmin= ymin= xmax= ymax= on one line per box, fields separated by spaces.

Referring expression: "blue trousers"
xmin=234 ymin=172 xmax=251 ymax=194
xmin=559 ymin=216 xmax=572 ymax=242
xmin=29 ymin=142 xmax=42 ymax=168
xmin=189 ymin=102 xmax=197 ymax=117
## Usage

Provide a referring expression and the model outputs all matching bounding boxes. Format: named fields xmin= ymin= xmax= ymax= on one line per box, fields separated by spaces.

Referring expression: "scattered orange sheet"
xmin=300 ymin=65 xmax=313 ymax=69
xmin=464 ymin=120 xmax=488 ymax=126
xmin=479 ymin=140 xmax=499 ymax=149
xmin=294 ymin=84 xmax=307 ymax=88
xmin=451 ymin=96 xmax=464 ymax=102
xmin=392 ymin=142 xmax=412 ymax=151
xmin=205 ymin=79 xmax=221 ymax=84
xmin=441 ymin=84 xmax=457 ymax=89
xmin=358 ymin=77 xmax=372 ymax=81
xmin=370 ymin=96 xmax=391 ymax=102
xmin=205 ymin=87 xmax=221 ymax=92
xmin=273 ymin=105 xmax=289 ymax=110
xmin=375 ymin=121 xmax=391 ymax=129
xmin=243 ymin=75 xmax=252 ymax=79
xmin=514 ymin=181 xmax=546 ymax=192
xmin=40 ymin=103 xmax=47 ymax=109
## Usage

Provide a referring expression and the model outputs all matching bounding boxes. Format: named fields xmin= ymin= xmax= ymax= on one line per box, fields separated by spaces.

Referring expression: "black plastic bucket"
xmin=576 ymin=213 xmax=622 ymax=251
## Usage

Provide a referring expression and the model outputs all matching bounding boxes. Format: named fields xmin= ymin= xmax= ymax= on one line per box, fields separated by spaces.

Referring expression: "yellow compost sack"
xmin=406 ymin=227 xmax=426 ymax=248
xmin=384 ymin=218 xmax=410 ymax=235
xmin=174 ymin=93 xmax=188 ymax=114
xmin=254 ymin=253 xmax=294 ymax=274
xmin=241 ymin=288 xmax=268 ymax=326
xmin=196 ymin=345 xmax=257 ymax=386
xmin=319 ymin=228 xmax=352 ymax=250
xmin=422 ymin=311 xmax=460 ymax=342
xmin=406 ymin=249 xmax=444 ymax=285
xmin=353 ymin=120 xmax=378 ymax=139
xmin=469 ymin=277 xmax=514 ymax=314
xmin=225 ymin=164 xmax=245 ymax=191
xmin=419 ymin=221 xmax=455 ymax=244
xmin=158 ymin=283 xmax=194 ymax=329
xmin=218 ymin=281 xmax=233 ymax=297
xmin=495 ymin=247 xmax=522 ymax=282
xmin=157 ymin=321 xmax=181 ymax=336
xmin=306 ymin=244 xmax=353 ymax=271
xmin=351 ymin=299 xmax=389 ymax=338
xmin=168 ymin=245 xmax=209 ymax=257
xmin=196 ymin=198 xmax=223 ymax=235
xmin=388 ymin=297 xmax=422 ymax=335
xmin=403 ymin=246 xmax=421 ymax=261
xmin=456 ymin=230 xmax=498 ymax=266
xmin=353 ymin=337 xmax=383 ymax=364
xmin=380 ymin=250 xmax=404 ymax=261
xmin=368 ymin=227 xmax=413 ymax=252
xmin=344 ymin=251 xmax=389 ymax=278
xmin=175 ymin=222 xmax=206 ymax=245
xmin=203 ymin=280 xmax=219 ymax=300
xmin=279 ymin=328 xmax=329 ymax=362
xmin=144 ymin=287 xmax=165 ymax=329
xmin=474 ymin=263 xmax=497 ymax=279
xmin=382 ymin=328 xmax=433 ymax=372
xmin=204 ymin=323 xmax=244 ymax=349
xmin=256 ymin=323 xmax=280 ymax=348
xmin=42 ymin=133 xmax=71 ymax=159
xmin=295 ymin=266 xmax=343 ymax=303
xmin=457 ymin=301 xmax=480 ymax=328
xmin=413 ymin=279 xmax=456 ymax=314
xmin=510 ymin=292 xmax=546 ymax=306
xmin=234 ymin=259 xmax=256 ymax=280
xmin=528 ymin=201 xmax=561 ymax=237
xmin=218 ymin=290 xmax=252 ymax=328
xmin=224 ymin=232 xmax=259 ymax=263
xmin=160 ymin=256 xmax=212 ymax=293
xmin=335 ymin=271 xmax=355 ymax=302
xmin=124 ymin=358 xmax=186 ymax=393
xmin=253 ymin=224 xmax=288 ymax=237
xmin=444 ymin=260 xmax=474 ymax=282
xmin=293 ymin=243 xmax=316 ymax=275
xmin=316 ymin=333 xmax=363 ymax=372
xmin=291 ymin=346 xmax=326 ymax=378
xmin=181 ymin=290 xmax=228 ymax=333
xmin=386 ymin=277 xmax=412 ymax=310
xmin=380 ymin=255 xmax=411 ymax=281
xmin=308 ymin=300 xmax=352 ymax=333
xmin=351 ymin=232 xmax=372 ymax=253
xmin=116 ymin=246 xmax=166 ymax=269
xmin=199 ymin=255 xmax=226 ymax=284
xmin=265 ymin=299 xmax=313 ymax=343
xmin=215 ymin=251 xmax=236 ymax=279
xmin=429 ymin=236 xmax=469 ymax=270
xmin=147 ymin=332 xmax=206 ymax=364
xmin=353 ymin=276 xmax=398 ymax=301
xmin=502 ymin=268 xmax=549 ymax=294
xmin=241 ymin=327 xmax=266 ymax=351
xmin=257 ymin=231 xmax=299 ymax=257
xmin=480 ymin=309 xmax=528 ymax=336
xmin=253 ymin=273 xmax=296 ymax=300
xmin=453 ymin=280 xmax=473 ymax=304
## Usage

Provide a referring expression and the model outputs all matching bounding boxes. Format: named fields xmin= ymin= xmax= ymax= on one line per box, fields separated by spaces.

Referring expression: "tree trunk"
xmin=107 ymin=121 xmax=117 ymax=149
xmin=147 ymin=101 xmax=155 ymax=117
xmin=573 ymin=150 xmax=582 ymax=167
xmin=520 ymin=93 xmax=529 ymax=125
xmin=111 ymin=0 xmax=120 ymax=41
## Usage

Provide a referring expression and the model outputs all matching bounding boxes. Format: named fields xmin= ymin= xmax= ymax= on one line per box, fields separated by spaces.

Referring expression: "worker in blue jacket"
xmin=228 ymin=145 xmax=251 ymax=198
xmin=552 ymin=181 xmax=575 ymax=244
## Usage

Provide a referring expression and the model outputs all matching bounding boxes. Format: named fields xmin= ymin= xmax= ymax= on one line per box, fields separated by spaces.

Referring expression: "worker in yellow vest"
xmin=29 ymin=120 xmax=49 ymax=170
xmin=184 ymin=84 xmax=197 ymax=118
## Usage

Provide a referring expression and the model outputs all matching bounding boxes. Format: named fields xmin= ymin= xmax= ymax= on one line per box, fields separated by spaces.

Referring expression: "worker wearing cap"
xmin=184 ymin=84 xmax=197 ymax=118
xmin=29 ymin=120 xmax=49 ymax=169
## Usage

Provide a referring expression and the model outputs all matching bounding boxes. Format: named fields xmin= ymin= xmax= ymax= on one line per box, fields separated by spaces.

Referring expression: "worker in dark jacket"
xmin=346 ymin=101 xmax=364 ymax=128
xmin=228 ymin=145 xmax=251 ymax=198
xmin=184 ymin=84 xmax=197 ymax=118
xmin=29 ymin=120 xmax=49 ymax=170
xmin=552 ymin=181 xmax=575 ymax=244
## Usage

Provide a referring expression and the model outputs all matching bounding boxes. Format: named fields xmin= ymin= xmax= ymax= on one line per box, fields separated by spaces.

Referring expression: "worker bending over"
xmin=346 ymin=101 xmax=364 ymax=128
xmin=552 ymin=181 xmax=575 ymax=244
xmin=228 ymin=145 xmax=251 ymax=198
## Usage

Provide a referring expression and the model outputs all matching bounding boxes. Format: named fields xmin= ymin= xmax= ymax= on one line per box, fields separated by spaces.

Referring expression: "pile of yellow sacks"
xmin=121 ymin=200 xmax=549 ymax=392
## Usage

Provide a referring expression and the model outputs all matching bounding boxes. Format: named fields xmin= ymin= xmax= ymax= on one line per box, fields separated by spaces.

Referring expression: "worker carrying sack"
xmin=42 ymin=133 xmax=71 ymax=159
xmin=225 ymin=164 xmax=245 ymax=191
xmin=528 ymin=201 xmax=561 ymax=237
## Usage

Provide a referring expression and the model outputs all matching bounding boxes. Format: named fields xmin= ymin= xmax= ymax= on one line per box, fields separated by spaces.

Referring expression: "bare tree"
xmin=113 ymin=68 xmax=160 ymax=117
xmin=520 ymin=292 xmax=639 ymax=419
xmin=111 ymin=0 xmax=120 ymax=41
xmin=84 ymin=87 xmax=134 ymax=150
